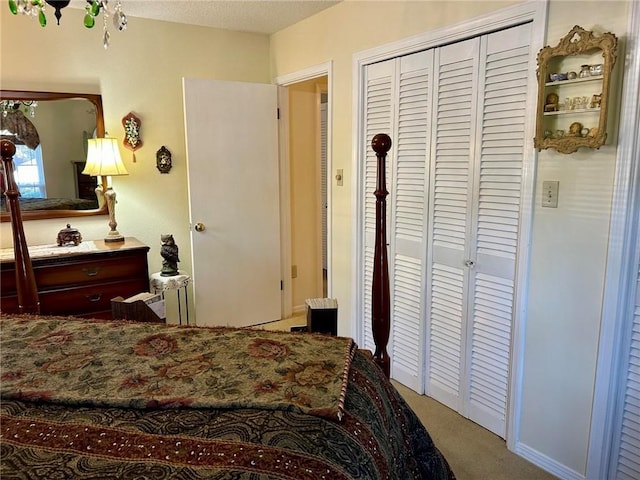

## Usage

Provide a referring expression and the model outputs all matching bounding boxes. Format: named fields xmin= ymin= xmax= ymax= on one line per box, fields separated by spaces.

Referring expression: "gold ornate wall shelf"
xmin=534 ymin=25 xmax=617 ymax=154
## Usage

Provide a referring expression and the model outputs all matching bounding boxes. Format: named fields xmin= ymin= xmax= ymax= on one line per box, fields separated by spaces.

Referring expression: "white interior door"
xmin=183 ymin=78 xmax=282 ymax=328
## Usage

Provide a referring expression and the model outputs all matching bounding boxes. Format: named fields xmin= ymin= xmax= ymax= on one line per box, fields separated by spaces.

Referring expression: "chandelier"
xmin=1 ymin=100 xmax=38 ymax=118
xmin=7 ymin=0 xmax=127 ymax=48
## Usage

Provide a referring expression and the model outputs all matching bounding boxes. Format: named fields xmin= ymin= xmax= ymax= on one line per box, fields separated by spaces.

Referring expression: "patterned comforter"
xmin=0 ymin=315 xmax=454 ymax=479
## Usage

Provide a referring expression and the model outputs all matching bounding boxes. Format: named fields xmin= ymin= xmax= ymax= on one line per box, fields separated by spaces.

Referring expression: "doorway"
xmin=285 ymin=76 xmax=329 ymax=313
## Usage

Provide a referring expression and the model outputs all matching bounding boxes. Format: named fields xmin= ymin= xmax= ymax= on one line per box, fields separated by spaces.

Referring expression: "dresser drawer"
xmin=34 ymin=254 xmax=148 ymax=289
xmin=40 ymin=279 xmax=149 ymax=315
xmin=1 ymin=252 xmax=147 ymax=293
xmin=0 ymin=238 xmax=150 ymax=318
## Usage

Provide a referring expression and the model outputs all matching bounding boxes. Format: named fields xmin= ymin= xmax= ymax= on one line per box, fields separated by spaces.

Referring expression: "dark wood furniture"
xmin=1 ymin=134 xmax=393 ymax=377
xmin=0 ymin=90 xmax=108 ymax=223
xmin=371 ymin=133 xmax=391 ymax=377
xmin=74 ymin=161 xmax=99 ymax=201
xmin=1 ymin=238 xmax=149 ymax=319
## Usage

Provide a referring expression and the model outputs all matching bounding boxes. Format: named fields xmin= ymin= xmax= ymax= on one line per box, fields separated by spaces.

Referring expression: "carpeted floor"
xmin=393 ymin=382 xmax=558 ymax=480
xmin=261 ymin=314 xmax=557 ymax=479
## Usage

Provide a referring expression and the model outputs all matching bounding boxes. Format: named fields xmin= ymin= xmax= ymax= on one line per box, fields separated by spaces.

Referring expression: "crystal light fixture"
xmin=1 ymin=100 xmax=38 ymax=118
xmin=7 ymin=0 xmax=127 ymax=49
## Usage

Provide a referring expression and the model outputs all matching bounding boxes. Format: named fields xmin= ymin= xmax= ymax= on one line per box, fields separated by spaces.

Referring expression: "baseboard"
xmin=514 ymin=442 xmax=585 ymax=480
xmin=292 ymin=304 xmax=306 ymax=315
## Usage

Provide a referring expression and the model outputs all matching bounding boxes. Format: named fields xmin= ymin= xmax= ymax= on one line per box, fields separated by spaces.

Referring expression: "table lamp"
xmin=83 ymin=137 xmax=128 ymax=243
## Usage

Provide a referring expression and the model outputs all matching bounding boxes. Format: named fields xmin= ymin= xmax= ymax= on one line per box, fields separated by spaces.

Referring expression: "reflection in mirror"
xmin=0 ymin=90 xmax=108 ymax=222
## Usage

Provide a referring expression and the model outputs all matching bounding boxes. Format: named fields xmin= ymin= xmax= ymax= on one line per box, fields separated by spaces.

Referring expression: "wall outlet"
xmin=542 ymin=180 xmax=559 ymax=208
xmin=292 ymin=265 xmax=298 ymax=278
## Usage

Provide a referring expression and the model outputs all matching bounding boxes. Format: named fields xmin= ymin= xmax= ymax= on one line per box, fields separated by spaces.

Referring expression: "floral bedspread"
xmin=0 ymin=314 xmax=455 ymax=480
xmin=0 ymin=315 xmax=355 ymax=420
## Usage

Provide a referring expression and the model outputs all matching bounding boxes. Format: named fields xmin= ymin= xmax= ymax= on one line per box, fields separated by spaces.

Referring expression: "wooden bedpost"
xmin=371 ymin=133 xmax=392 ymax=378
xmin=1 ymin=139 xmax=40 ymax=314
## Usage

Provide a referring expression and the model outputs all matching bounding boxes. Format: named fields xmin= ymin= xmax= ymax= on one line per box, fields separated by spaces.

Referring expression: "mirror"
xmin=0 ymin=90 xmax=108 ymax=222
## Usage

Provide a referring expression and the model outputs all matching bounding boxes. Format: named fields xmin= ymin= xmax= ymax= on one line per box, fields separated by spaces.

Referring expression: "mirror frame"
xmin=1 ymin=89 xmax=108 ymax=222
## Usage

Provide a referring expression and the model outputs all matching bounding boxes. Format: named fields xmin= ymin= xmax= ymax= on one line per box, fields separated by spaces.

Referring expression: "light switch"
xmin=336 ymin=169 xmax=343 ymax=186
xmin=542 ymin=180 xmax=559 ymax=208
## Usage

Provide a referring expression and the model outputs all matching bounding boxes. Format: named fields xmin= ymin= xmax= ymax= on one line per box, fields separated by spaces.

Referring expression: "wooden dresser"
xmin=0 ymin=237 xmax=150 ymax=319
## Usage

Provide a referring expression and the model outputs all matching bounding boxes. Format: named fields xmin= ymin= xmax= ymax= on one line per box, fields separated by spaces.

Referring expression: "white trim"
xmin=277 ymin=86 xmax=293 ymax=319
xmin=351 ymin=0 xmax=547 ymax=445
xmin=275 ymin=61 xmax=334 ymax=317
xmin=275 ymin=61 xmax=332 ymax=86
xmin=353 ymin=0 xmax=547 ymax=67
xmin=587 ymin=1 xmax=640 ymax=477
xmin=515 ymin=442 xmax=585 ymax=480
xmin=506 ymin=0 xmax=549 ymax=452
xmin=351 ymin=55 xmax=366 ymax=341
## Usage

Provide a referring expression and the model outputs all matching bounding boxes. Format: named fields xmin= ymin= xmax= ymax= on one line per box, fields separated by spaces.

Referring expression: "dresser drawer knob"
xmin=82 ymin=267 xmax=101 ymax=277
xmin=86 ymin=293 xmax=102 ymax=302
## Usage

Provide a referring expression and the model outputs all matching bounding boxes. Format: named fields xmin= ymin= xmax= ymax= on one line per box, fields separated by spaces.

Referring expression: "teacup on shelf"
xmin=549 ymin=72 xmax=568 ymax=82
xmin=589 ymin=64 xmax=603 ymax=76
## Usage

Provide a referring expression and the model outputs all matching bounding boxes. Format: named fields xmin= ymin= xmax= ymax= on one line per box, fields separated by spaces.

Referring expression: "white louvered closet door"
xmin=425 ymin=23 xmax=532 ymax=438
xmin=361 ymin=59 xmax=394 ymax=353
xmin=425 ymin=36 xmax=480 ymax=417
xmin=389 ymin=51 xmax=432 ymax=390
xmin=361 ymin=52 xmax=432 ymax=390
xmin=612 ymin=261 xmax=640 ymax=479
xmin=466 ymin=23 xmax=532 ymax=438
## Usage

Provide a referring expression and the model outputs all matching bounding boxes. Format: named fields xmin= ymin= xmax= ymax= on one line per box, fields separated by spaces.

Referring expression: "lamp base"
xmin=104 ymin=231 xmax=125 ymax=243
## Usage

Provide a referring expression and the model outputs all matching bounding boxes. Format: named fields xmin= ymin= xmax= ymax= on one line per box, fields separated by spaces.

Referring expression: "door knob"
xmin=194 ymin=222 xmax=206 ymax=232
xmin=465 ymin=260 xmax=475 ymax=268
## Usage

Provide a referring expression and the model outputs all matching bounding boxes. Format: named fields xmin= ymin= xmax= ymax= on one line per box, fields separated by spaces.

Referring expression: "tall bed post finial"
xmin=371 ymin=133 xmax=392 ymax=377
xmin=1 ymin=139 xmax=40 ymax=314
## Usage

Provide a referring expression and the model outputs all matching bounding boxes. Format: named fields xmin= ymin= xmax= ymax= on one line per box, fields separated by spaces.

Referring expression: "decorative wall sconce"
xmin=156 ymin=146 xmax=172 ymax=174
xmin=122 ymin=111 xmax=142 ymax=162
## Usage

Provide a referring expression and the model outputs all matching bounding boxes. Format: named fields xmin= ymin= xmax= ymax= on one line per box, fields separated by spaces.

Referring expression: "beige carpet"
xmin=393 ymin=382 xmax=557 ymax=480
xmin=261 ymin=315 xmax=557 ymax=479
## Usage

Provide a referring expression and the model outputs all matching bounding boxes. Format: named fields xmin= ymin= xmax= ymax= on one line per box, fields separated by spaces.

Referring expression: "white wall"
xmin=1 ymin=7 xmax=271 ymax=273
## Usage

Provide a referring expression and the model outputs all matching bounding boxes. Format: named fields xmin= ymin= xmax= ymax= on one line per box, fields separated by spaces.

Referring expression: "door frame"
xmin=351 ymin=0 xmax=547 ymax=452
xmin=275 ymin=62 xmax=334 ymax=318
xmin=587 ymin=1 xmax=640 ymax=477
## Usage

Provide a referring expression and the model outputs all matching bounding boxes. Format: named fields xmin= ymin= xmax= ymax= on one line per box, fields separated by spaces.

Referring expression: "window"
xmin=0 ymin=133 xmax=46 ymax=198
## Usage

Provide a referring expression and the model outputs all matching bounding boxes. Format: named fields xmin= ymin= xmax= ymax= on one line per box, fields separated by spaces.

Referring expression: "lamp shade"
xmin=83 ymin=137 xmax=128 ymax=176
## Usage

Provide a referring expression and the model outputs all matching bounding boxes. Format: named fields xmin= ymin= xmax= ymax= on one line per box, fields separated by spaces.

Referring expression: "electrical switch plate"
xmin=542 ymin=180 xmax=559 ymax=208
xmin=336 ymin=169 xmax=344 ymax=186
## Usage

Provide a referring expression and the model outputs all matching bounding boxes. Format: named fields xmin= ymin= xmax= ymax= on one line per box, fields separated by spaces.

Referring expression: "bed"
xmin=0 ymin=136 xmax=455 ymax=479
xmin=0 ymin=196 xmax=99 ymax=212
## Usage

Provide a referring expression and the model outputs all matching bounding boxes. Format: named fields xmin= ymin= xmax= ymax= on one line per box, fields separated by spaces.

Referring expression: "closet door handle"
xmin=465 ymin=260 xmax=475 ymax=268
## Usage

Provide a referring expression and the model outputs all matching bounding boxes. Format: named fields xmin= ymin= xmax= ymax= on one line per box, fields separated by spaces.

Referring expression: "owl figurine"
xmin=160 ymin=234 xmax=180 ymax=277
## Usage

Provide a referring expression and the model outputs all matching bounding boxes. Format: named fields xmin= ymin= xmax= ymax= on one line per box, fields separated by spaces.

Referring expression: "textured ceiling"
xmin=69 ymin=0 xmax=340 ymax=35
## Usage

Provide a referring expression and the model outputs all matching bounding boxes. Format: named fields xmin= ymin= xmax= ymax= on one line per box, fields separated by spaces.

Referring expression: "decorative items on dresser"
xmin=83 ymin=137 xmax=129 ymax=243
xmin=534 ymin=25 xmax=618 ymax=154
xmin=0 ymin=238 xmax=149 ymax=319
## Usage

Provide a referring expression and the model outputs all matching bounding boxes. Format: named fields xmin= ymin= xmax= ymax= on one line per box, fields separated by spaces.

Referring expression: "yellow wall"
xmin=31 ymin=100 xmax=95 ymax=198
xmin=288 ymin=78 xmax=325 ymax=310
xmin=1 ymin=7 xmax=271 ymax=275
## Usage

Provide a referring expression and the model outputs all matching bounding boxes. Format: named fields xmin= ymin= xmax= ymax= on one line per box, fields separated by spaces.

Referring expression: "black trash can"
xmin=305 ymin=298 xmax=338 ymax=336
